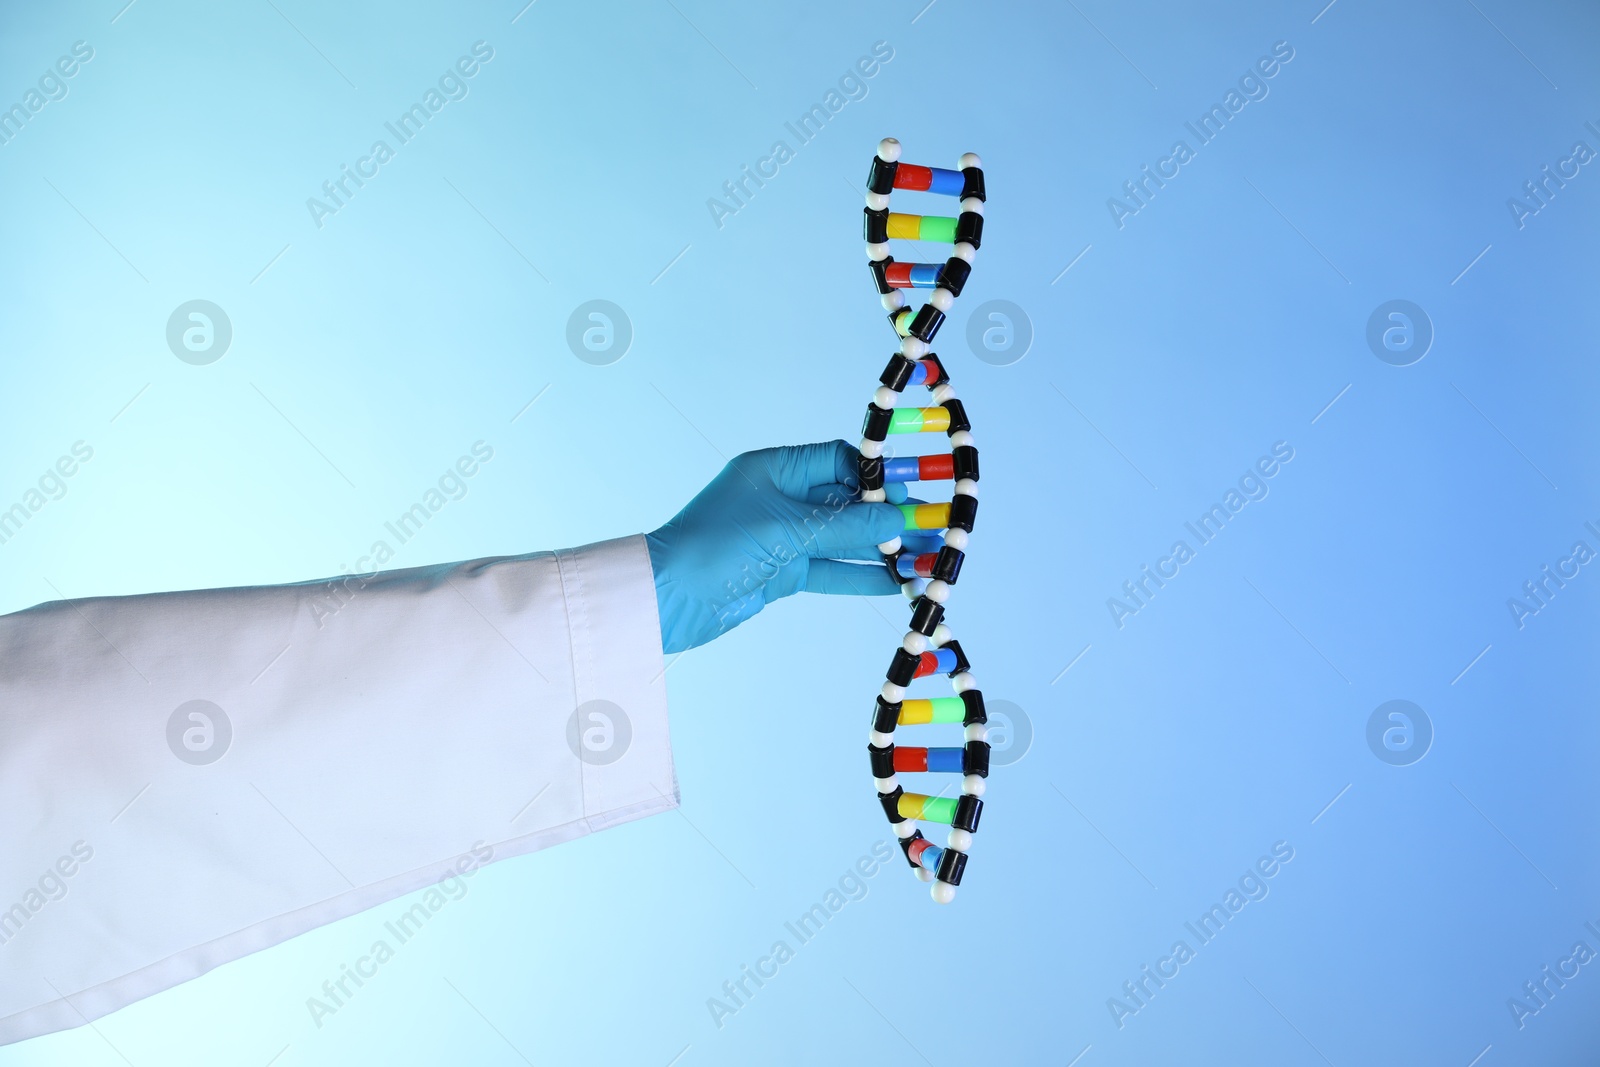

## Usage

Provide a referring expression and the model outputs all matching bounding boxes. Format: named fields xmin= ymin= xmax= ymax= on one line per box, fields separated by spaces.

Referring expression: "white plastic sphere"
xmin=902 ymin=631 xmax=929 ymax=655
xmin=877 ymin=536 xmax=902 ymax=555
xmin=953 ymin=242 xmax=976 ymax=263
xmin=901 ymin=337 xmax=928 ymax=359
xmin=873 ymin=386 xmax=899 ymax=409
xmin=931 ymin=623 xmax=953 ymax=646
xmin=960 ymin=196 xmax=984 ymax=215
xmin=924 ymin=580 xmax=950 ymax=603
xmin=901 ymin=577 xmax=927 ymax=600
xmin=861 ymin=488 xmax=886 ymax=503
xmin=965 ymin=722 xmax=987 ymax=743
xmin=881 ymin=291 xmax=906 ymax=311
xmin=944 ymin=528 xmax=969 ymax=550
xmin=958 ymin=152 xmax=981 ymax=169
xmin=947 ymin=829 xmax=973 ymax=851
xmin=894 ymin=820 xmax=919 ymax=839
xmin=866 ymin=191 xmax=890 ymax=211
xmin=874 ymin=775 xmax=898 ymax=793
xmin=931 ymin=881 xmax=957 ymax=903
xmin=870 ymin=728 xmax=894 ymax=747
xmin=951 ymin=671 xmax=978 ymax=693
xmin=880 ymin=682 xmax=905 ymax=703
xmin=930 ymin=288 xmax=954 ymax=312
xmin=963 ymin=774 xmax=986 ymax=797
xmin=948 ymin=430 xmax=976 ymax=448
xmin=915 ymin=868 xmax=935 ymax=883
xmin=860 ymin=438 xmax=884 ymax=459
xmin=955 ymin=478 xmax=978 ymax=498
xmin=866 ymin=242 xmax=890 ymax=262
xmin=878 ymin=137 xmax=902 ymax=162
xmin=931 ymin=383 xmax=957 ymax=405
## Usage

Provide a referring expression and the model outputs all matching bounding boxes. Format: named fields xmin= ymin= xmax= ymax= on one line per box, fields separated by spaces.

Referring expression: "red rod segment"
xmin=893 ymin=746 xmax=930 ymax=772
xmin=885 ymin=261 xmax=913 ymax=288
xmin=919 ymin=454 xmax=955 ymax=480
xmin=893 ymin=164 xmax=933 ymax=191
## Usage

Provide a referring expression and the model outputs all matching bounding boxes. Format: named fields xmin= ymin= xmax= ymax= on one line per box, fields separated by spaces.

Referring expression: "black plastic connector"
xmin=909 ymin=596 xmax=945 ymax=635
xmin=868 ymin=743 xmax=895 ymax=779
xmin=955 ymin=211 xmax=984 ymax=249
xmin=867 ymin=258 xmax=893 ymax=295
xmin=952 ymin=445 xmax=980 ymax=482
xmin=948 ymin=493 xmax=978 ymax=532
xmin=883 ymin=548 xmax=909 ymax=587
xmin=964 ymin=740 xmax=991 ymax=778
xmin=932 ymin=546 xmax=965 ymax=584
xmin=953 ymin=794 xmax=983 ymax=833
xmin=936 ymin=847 xmax=968 ymax=885
xmin=879 ymin=785 xmax=906 ymax=823
xmin=873 ymin=695 xmax=901 ymax=733
xmin=886 ymin=647 xmax=919 ymax=686
xmin=868 ymin=155 xmax=899 ymax=195
xmin=862 ymin=403 xmax=892 ymax=442
xmin=909 ymin=304 xmax=945 ymax=343
xmin=858 ymin=453 xmax=884 ymax=491
xmin=863 ymin=206 xmax=889 ymax=244
xmin=880 ymin=353 xmax=916 ymax=391
xmin=936 ymin=257 xmax=972 ymax=298
xmin=942 ymin=399 xmax=971 ymax=434
xmin=959 ymin=689 xmax=987 ymax=726
xmin=960 ymin=166 xmax=986 ymax=202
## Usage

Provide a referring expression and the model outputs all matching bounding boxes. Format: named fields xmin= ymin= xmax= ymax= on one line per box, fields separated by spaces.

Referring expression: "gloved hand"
xmin=645 ymin=441 xmax=911 ymax=654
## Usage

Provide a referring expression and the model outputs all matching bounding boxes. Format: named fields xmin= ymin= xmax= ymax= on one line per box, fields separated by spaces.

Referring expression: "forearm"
xmin=0 ymin=535 xmax=674 ymax=1044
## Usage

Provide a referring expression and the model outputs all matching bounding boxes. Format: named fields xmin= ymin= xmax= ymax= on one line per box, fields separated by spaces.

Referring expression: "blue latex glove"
xmin=645 ymin=441 xmax=910 ymax=654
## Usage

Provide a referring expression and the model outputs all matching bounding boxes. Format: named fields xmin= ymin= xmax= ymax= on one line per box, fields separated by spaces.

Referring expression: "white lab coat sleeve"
xmin=0 ymin=534 xmax=675 ymax=1046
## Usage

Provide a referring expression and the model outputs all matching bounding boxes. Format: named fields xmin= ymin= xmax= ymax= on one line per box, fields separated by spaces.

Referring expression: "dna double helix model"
xmin=856 ymin=138 xmax=989 ymax=904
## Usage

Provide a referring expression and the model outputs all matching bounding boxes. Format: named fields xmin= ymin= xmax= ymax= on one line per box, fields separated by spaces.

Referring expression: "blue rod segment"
xmin=907 ymin=263 xmax=941 ymax=288
xmin=908 ymin=361 xmax=929 ymax=386
xmin=895 ymin=553 xmax=921 ymax=579
xmin=882 ymin=457 xmax=921 ymax=482
xmin=926 ymin=747 xmax=965 ymax=773
xmin=918 ymin=842 xmax=945 ymax=873
xmin=928 ymin=167 xmax=965 ymax=196
xmin=931 ymin=647 xmax=957 ymax=673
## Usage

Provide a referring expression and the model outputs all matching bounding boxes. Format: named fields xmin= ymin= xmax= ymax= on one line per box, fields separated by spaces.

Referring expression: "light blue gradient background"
xmin=2 ymin=1 xmax=1598 ymax=1064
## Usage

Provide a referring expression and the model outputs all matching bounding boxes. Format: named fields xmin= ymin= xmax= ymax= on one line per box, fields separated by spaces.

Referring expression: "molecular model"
xmin=858 ymin=137 xmax=989 ymax=904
